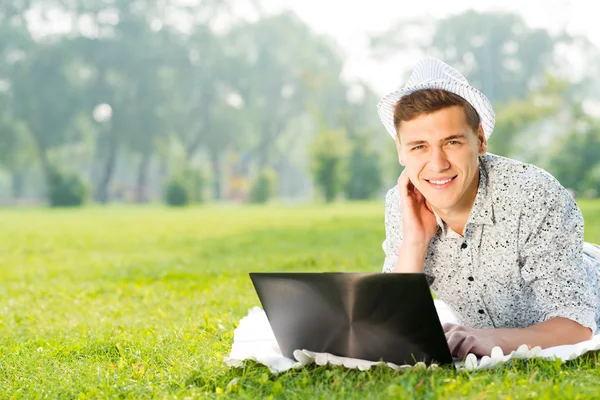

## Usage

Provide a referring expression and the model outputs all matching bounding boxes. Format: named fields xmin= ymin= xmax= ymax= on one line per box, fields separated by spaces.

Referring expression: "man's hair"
xmin=393 ymin=89 xmax=480 ymax=137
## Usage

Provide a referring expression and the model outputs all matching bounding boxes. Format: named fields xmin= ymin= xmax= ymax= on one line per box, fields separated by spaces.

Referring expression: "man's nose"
xmin=428 ymin=148 xmax=450 ymax=172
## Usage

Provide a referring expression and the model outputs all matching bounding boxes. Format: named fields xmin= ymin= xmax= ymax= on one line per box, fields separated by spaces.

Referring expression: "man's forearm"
xmin=493 ymin=317 xmax=593 ymax=353
xmin=393 ymin=243 xmax=428 ymax=273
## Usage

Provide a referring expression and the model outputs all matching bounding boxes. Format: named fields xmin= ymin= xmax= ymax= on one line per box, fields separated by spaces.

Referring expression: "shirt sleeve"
xmin=518 ymin=174 xmax=597 ymax=334
xmin=382 ymin=186 xmax=402 ymax=273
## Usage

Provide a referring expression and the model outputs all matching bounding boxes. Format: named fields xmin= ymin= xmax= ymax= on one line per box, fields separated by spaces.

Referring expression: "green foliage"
xmin=2 ymin=4 xmax=599 ymax=206
xmin=183 ymin=167 xmax=206 ymax=204
xmin=164 ymin=177 xmax=189 ymax=206
xmin=489 ymin=76 xmax=567 ymax=158
xmin=0 ymin=115 xmax=32 ymax=170
xmin=373 ymin=11 xmax=566 ymax=104
xmin=310 ymin=130 xmax=350 ymax=202
xmin=544 ymin=118 xmax=600 ymax=196
xmin=2 ymin=203 xmax=600 ymax=397
xmin=164 ymin=167 xmax=206 ymax=206
xmin=581 ymin=163 xmax=600 ymax=198
xmin=47 ymin=168 xmax=88 ymax=207
xmin=248 ymin=168 xmax=277 ymax=203
xmin=344 ymin=135 xmax=383 ymax=200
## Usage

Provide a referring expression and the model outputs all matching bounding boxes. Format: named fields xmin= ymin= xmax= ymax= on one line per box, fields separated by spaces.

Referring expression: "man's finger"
xmin=446 ymin=332 xmax=467 ymax=357
xmin=442 ymin=323 xmax=458 ymax=333
xmin=397 ymin=170 xmax=410 ymax=201
xmin=456 ymin=335 xmax=477 ymax=359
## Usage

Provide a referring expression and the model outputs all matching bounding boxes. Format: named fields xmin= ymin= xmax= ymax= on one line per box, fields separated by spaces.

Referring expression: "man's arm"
xmin=393 ymin=243 xmax=429 ymax=273
xmin=446 ymin=173 xmax=597 ymax=359
xmin=444 ymin=317 xmax=592 ymax=359
xmin=500 ymin=317 xmax=593 ymax=350
xmin=385 ymin=170 xmax=437 ymax=273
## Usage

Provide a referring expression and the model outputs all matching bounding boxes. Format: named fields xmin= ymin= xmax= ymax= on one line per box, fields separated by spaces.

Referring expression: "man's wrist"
xmin=393 ymin=242 xmax=429 ymax=273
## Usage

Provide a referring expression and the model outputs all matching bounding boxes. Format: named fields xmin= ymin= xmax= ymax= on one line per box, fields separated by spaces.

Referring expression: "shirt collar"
xmin=467 ymin=157 xmax=495 ymax=226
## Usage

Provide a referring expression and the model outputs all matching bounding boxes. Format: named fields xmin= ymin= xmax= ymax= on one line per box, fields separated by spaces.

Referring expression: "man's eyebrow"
xmin=404 ymin=134 xmax=467 ymax=147
xmin=405 ymin=139 xmax=427 ymax=146
xmin=444 ymin=134 xmax=467 ymax=141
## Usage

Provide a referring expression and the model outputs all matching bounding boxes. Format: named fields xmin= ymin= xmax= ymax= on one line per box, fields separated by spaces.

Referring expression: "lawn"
xmin=1 ymin=200 xmax=600 ymax=399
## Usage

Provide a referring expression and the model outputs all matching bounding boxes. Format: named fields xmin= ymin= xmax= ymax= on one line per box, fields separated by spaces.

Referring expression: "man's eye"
xmin=412 ymin=145 xmax=424 ymax=151
xmin=448 ymin=141 xmax=460 ymax=146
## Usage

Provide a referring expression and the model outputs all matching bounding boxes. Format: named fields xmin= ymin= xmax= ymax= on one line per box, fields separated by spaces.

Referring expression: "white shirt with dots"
xmin=382 ymin=153 xmax=600 ymax=334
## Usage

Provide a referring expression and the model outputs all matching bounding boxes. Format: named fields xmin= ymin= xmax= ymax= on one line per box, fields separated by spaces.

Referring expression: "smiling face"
xmin=396 ymin=105 xmax=487 ymax=216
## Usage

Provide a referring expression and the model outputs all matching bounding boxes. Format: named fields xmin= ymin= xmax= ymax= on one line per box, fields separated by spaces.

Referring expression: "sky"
xmin=259 ymin=0 xmax=597 ymax=95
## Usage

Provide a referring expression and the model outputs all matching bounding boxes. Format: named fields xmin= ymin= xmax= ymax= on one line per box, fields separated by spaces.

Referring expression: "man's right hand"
xmin=397 ymin=169 xmax=438 ymax=246
xmin=393 ymin=169 xmax=438 ymax=273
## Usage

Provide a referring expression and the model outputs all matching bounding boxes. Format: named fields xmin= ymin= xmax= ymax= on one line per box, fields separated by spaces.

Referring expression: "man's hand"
xmin=443 ymin=323 xmax=503 ymax=359
xmin=392 ymin=170 xmax=438 ymax=273
xmin=397 ymin=169 xmax=437 ymax=247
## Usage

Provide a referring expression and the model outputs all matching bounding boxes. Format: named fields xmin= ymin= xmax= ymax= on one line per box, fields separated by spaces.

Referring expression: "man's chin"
xmin=424 ymin=198 xmax=455 ymax=214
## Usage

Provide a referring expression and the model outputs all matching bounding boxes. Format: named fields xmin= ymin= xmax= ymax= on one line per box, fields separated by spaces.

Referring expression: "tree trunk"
xmin=33 ymin=140 xmax=52 ymax=197
xmin=209 ymin=150 xmax=221 ymax=201
xmin=94 ymin=132 xmax=118 ymax=204
xmin=256 ymin=130 xmax=272 ymax=170
xmin=10 ymin=170 xmax=24 ymax=199
xmin=134 ymin=151 xmax=151 ymax=203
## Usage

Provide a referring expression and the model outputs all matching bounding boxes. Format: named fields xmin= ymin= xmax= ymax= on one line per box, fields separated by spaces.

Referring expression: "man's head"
xmin=394 ymin=89 xmax=487 ymax=215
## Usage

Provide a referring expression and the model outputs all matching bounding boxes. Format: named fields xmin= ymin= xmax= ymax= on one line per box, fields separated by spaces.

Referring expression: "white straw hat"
xmin=377 ymin=57 xmax=495 ymax=140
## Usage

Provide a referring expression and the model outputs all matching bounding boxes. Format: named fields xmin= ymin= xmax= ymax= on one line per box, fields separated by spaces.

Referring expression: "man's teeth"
xmin=429 ymin=178 xmax=452 ymax=185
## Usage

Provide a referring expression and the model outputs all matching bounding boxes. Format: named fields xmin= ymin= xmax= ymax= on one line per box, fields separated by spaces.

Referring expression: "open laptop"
xmin=249 ymin=272 xmax=454 ymax=367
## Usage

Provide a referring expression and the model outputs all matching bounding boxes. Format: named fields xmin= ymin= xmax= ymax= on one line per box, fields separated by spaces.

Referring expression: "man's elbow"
xmin=555 ymin=317 xmax=593 ymax=343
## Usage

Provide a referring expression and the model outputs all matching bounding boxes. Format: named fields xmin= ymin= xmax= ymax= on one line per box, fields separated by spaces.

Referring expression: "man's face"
xmin=395 ymin=105 xmax=487 ymax=214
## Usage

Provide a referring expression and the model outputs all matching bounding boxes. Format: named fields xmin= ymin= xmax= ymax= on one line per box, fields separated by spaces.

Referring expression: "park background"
xmin=3 ymin=0 xmax=600 ymax=398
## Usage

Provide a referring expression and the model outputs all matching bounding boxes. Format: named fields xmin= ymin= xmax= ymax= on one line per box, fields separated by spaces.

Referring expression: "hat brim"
xmin=377 ymin=79 xmax=495 ymax=140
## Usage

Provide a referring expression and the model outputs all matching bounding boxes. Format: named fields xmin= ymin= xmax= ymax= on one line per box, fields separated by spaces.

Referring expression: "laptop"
xmin=249 ymin=272 xmax=454 ymax=367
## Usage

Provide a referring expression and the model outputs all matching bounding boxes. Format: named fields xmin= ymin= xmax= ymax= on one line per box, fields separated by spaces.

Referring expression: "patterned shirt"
xmin=382 ymin=153 xmax=600 ymax=334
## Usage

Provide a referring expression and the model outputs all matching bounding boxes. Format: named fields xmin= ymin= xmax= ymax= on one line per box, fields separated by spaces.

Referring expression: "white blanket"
xmin=225 ymin=300 xmax=600 ymax=373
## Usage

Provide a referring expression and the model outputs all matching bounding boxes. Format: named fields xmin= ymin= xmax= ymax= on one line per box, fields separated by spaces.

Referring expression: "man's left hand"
xmin=443 ymin=323 xmax=504 ymax=359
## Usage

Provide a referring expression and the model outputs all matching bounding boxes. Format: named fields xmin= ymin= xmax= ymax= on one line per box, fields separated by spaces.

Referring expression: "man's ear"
xmin=477 ymin=125 xmax=487 ymax=154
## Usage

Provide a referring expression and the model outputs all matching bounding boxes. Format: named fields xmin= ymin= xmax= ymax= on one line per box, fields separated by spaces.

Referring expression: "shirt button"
xmin=468 ymin=276 xmax=474 ymax=281
xmin=461 ymin=242 xmax=468 ymax=249
xmin=478 ymin=309 xmax=485 ymax=314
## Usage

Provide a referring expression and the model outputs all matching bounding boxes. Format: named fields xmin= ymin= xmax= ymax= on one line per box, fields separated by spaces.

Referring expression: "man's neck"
xmin=434 ymin=169 xmax=481 ymax=237
xmin=436 ymin=209 xmax=470 ymax=237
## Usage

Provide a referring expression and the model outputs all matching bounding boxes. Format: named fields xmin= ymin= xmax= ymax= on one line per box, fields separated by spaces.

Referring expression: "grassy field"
xmin=2 ymin=200 xmax=600 ymax=399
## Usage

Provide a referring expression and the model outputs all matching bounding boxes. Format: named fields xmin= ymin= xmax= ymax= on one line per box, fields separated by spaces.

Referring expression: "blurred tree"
xmin=372 ymin=11 xmax=567 ymax=103
xmin=47 ymin=166 xmax=89 ymax=207
xmin=232 ymin=12 xmax=349 ymax=170
xmin=310 ymin=129 xmax=349 ymax=203
xmin=489 ymin=76 xmax=568 ymax=158
xmin=0 ymin=12 xmax=38 ymax=199
xmin=248 ymin=168 xmax=277 ymax=204
xmin=542 ymin=104 xmax=600 ymax=196
xmin=11 ymin=42 xmax=82 ymax=191
xmin=339 ymin=82 xmax=389 ymax=195
xmin=344 ymin=133 xmax=382 ymax=200
xmin=427 ymin=11 xmax=561 ymax=103
xmin=0 ymin=0 xmax=385 ymax=205
xmin=65 ymin=0 xmax=176 ymax=203
xmin=164 ymin=177 xmax=189 ymax=207
xmin=0 ymin=115 xmax=33 ymax=198
xmin=581 ymin=163 xmax=600 ymax=197
xmin=159 ymin=24 xmax=248 ymax=201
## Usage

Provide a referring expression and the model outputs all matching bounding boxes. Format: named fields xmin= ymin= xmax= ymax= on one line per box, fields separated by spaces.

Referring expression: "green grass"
xmin=1 ymin=200 xmax=600 ymax=399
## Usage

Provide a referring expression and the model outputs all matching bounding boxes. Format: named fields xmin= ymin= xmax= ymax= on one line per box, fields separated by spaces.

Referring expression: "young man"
xmin=378 ymin=58 xmax=600 ymax=359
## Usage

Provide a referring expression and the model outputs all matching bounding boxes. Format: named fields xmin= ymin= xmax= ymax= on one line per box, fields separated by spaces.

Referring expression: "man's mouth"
xmin=425 ymin=175 xmax=457 ymax=188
